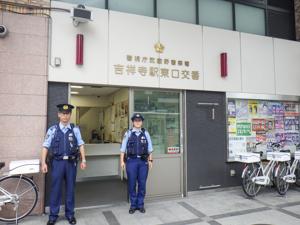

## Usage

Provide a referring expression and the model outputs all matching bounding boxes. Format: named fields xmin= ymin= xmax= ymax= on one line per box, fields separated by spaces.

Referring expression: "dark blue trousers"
xmin=49 ymin=159 xmax=77 ymax=221
xmin=126 ymin=158 xmax=149 ymax=209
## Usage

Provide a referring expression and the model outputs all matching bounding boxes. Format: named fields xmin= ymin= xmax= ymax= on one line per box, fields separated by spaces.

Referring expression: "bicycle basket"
xmin=9 ymin=159 xmax=40 ymax=175
xmin=294 ymin=151 xmax=300 ymax=160
xmin=234 ymin=152 xmax=260 ymax=163
xmin=266 ymin=152 xmax=290 ymax=162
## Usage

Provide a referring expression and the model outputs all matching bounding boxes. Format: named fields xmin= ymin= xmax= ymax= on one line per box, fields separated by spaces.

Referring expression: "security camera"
xmin=71 ymin=5 xmax=92 ymax=27
xmin=0 ymin=25 xmax=8 ymax=38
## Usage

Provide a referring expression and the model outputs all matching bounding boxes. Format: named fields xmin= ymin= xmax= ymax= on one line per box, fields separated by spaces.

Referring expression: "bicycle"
xmin=235 ymin=142 xmax=291 ymax=198
xmin=279 ymin=144 xmax=300 ymax=187
xmin=0 ymin=160 xmax=39 ymax=224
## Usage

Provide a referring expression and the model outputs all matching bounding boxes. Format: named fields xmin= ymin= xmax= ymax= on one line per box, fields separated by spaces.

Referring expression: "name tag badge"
xmin=69 ymin=133 xmax=73 ymax=141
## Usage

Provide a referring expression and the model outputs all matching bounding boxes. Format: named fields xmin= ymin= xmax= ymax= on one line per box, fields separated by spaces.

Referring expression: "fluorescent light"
xmin=71 ymin=91 xmax=79 ymax=94
xmin=71 ymin=85 xmax=84 ymax=89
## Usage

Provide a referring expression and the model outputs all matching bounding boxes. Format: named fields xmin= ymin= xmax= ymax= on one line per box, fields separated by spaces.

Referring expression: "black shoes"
xmin=129 ymin=207 xmax=146 ymax=214
xmin=47 ymin=220 xmax=56 ymax=225
xmin=68 ymin=217 xmax=77 ymax=224
xmin=47 ymin=217 xmax=76 ymax=224
xmin=139 ymin=208 xmax=146 ymax=213
xmin=129 ymin=208 xmax=136 ymax=214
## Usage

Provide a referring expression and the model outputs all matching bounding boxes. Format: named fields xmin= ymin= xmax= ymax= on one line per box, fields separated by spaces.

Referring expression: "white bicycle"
xmin=235 ymin=143 xmax=291 ymax=198
xmin=0 ymin=161 xmax=39 ymax=224
xmin=280 ymin=144 xmax=300 ymax=187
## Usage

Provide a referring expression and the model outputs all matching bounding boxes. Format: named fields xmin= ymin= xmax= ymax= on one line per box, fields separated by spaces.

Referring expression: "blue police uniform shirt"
xmin=120 ymin=127 xmax=153 ymax=154
xmin=43 ymin=122 xmax=85 ymax=149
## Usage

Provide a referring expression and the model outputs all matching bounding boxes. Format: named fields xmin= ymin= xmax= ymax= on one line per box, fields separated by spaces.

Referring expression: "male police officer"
xmin=120 ymin=113 xmax=153 ymax=214
xmin=41 ymin=104 xmax=87 ymax=225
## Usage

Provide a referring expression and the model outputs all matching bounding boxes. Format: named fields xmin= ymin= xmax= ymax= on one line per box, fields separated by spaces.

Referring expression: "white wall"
xmin=274 ymin=38 xmax=300 ymax=96
xmin=158 ymin=19 xmax=203 ymax=90
xmin=50 ymin=1 xmax=300 ymax=97
xmin=241 ymin=33 xmax=275 ymax=94
xmin=203 ymin=26 xmax=241 ymax=92
xmin=49 ymin=1 xmax=108 ymax=85
xmin=108 ymin=11 xmax=159 ymax=87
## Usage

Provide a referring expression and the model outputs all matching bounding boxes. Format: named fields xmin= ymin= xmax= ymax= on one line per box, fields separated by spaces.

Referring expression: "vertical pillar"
xmin=294 ymin=0 xmax=300 ymax=41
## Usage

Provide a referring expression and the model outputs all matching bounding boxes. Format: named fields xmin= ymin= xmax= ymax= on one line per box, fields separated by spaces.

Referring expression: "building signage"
xmin=113 ymin=54 xmax=200 ymax=80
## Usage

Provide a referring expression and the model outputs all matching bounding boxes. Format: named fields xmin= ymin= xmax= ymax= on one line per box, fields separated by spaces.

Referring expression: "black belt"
xmin=53 ymin=155 xmax=77 ymax=161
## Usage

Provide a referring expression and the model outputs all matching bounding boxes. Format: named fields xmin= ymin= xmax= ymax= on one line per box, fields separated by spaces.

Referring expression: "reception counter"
xmin=77 ymin=143 xmax=121 ymax=181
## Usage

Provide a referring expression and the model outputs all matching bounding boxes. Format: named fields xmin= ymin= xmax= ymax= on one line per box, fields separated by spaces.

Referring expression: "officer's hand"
xmin=148 ymin=161 xmax=153 ymax=169
xmin=41 ymin=163 xmax=48 ymax=173
xmin=121 ymin=161 xmax=125 ymax=170
xmin=80 ymin=162 xmax=87 ymax=170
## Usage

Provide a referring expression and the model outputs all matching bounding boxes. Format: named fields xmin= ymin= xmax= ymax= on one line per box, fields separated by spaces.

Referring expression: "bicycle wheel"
xmin=295 ymin=166 xmax=300 ymax=187
xmin=275 ymin=162 xmax=289 ymax=195
xmin=242 ymin=163 xmax=261 ymax=198
xmin=0 ymin=175 xmax=38 ymax=222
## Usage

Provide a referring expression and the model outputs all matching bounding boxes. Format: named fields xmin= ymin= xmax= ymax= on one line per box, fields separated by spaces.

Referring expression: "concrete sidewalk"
xmin=13 ymin=187 xmax=300 ymax=225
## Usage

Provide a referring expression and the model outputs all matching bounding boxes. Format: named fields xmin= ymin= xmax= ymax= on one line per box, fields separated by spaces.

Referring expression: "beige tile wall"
xmin=295 ymin=0 xmax=300 ymax=41
xmin=0 ymin=10 xmax=48 ymax=214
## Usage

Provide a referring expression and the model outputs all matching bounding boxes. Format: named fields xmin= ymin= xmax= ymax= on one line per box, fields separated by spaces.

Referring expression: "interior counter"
xmin=77 ymin=143 xmax=121 ymax=181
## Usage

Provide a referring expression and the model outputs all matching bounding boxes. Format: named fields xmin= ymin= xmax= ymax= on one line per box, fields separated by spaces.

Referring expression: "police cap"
xmin=56 ymin=104 xmax=74 ymax=113
xmin=131 ymin=113 xmax=144 ymax=121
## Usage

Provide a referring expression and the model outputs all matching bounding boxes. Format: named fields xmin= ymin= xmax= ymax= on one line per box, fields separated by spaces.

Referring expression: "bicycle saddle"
xmin=280 ymin=149 xmax=290 ymax=153
xmin=0 ymin=162 xmax=5 ymax=170
xmin=254 ymin=151 xmax=263 ymax=157
xmin=271 ymin=143 xmax=280 ymax=148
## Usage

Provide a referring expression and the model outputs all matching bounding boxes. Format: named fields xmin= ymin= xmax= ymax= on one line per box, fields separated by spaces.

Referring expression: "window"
xmin=157 ymin=0 xmax=196 ymax=24
xmin=198 ymin=0 xmax=233 ymax=30
xmin=268 ymin=10 xmax=295 ymax=40
xmin=56 ymin=0 xmax=106 ymax=9
xmin=268 ymin=0 xmax=294 ymax=11
xmin=235 ymin=3 xmax=266 ymax=36
xmin=133 ymin=90 xmax=181 ymax=155
xmin=109 ymin=0 xmax=154 ymax=17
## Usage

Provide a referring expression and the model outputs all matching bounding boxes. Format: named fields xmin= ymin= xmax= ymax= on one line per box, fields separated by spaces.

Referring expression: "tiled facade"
xmin=295 ymin=0 xmax=300 ymax=41
xmin=0 ymin=0 xmax=50 ymax=15
xmin=0 ymin=6 xmax=49 ymax=214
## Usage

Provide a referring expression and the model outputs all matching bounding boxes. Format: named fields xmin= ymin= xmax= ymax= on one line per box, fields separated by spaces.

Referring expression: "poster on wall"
xmin=248 ymin=100 xmax=258 ymax=116
xmin=228 ymin=118 xmax=237 ymax=134
xmin=228 ymin=100 xmax=236 ymax=117
xmin=252 ymin=119 xmax=266 ymax=132
xmin=284 ymin=103 xmax=300 ymax=116
xmin=265 ymin=119 xmax=274 ymax=131
xmin=271 ymin=102 xmax=284 ymax=116
xmin=236 ymin=100 xmax=249 ymax=119
xmin=229 ymin=136 xmax=246 ymax=157
xmin=228 ymin=99 xmax=300 ymax=161
xmin=256 ymin=131 xmax=266 ymax=142
xmin=275 ymin=116 xmax=284 ymax=130
xmin=285 ymin=132 xmax=300 ymax=144
xmin=284 ymin=117 xmax=299 ymax=131
xmin=236 ymin=122 xmax=252 ymax=136
xmin=246 ymin=136 xmax=257 ymax=151
xmin=258 ymin=102 xmax=272 ymax=117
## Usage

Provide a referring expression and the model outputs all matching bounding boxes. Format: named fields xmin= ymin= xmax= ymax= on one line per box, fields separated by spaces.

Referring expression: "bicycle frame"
xmin=0 ymin=186 xmax=14 ymax=205
xmin=0 ymin=174 xmax=38 ymax=206
xmin=252 ymin=160 xmax=278 ymax=186
xmin=282 ymin=158 xmax=300 ymax=183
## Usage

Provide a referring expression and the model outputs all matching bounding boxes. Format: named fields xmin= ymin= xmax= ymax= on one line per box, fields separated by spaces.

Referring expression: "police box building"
xmin=1 ymin=0 xmax=300 ymax=211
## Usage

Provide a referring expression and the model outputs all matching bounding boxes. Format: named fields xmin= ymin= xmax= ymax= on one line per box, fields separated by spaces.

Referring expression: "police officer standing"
xmin=41 ymin=104 xmax=87 ymax=225
xmin=120 ymin=113 xmax=153 ymax=214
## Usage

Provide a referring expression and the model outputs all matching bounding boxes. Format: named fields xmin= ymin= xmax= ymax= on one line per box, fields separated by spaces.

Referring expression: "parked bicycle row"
xmin=235 ymin=142 xmax=300 ymax=197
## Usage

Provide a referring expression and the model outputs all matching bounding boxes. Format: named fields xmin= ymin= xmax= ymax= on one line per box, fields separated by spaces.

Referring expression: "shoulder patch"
xmin=49 ymin=125 xmax=56 ymax=131
xmin=44 ymin=133 xmax=50 ymax=140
